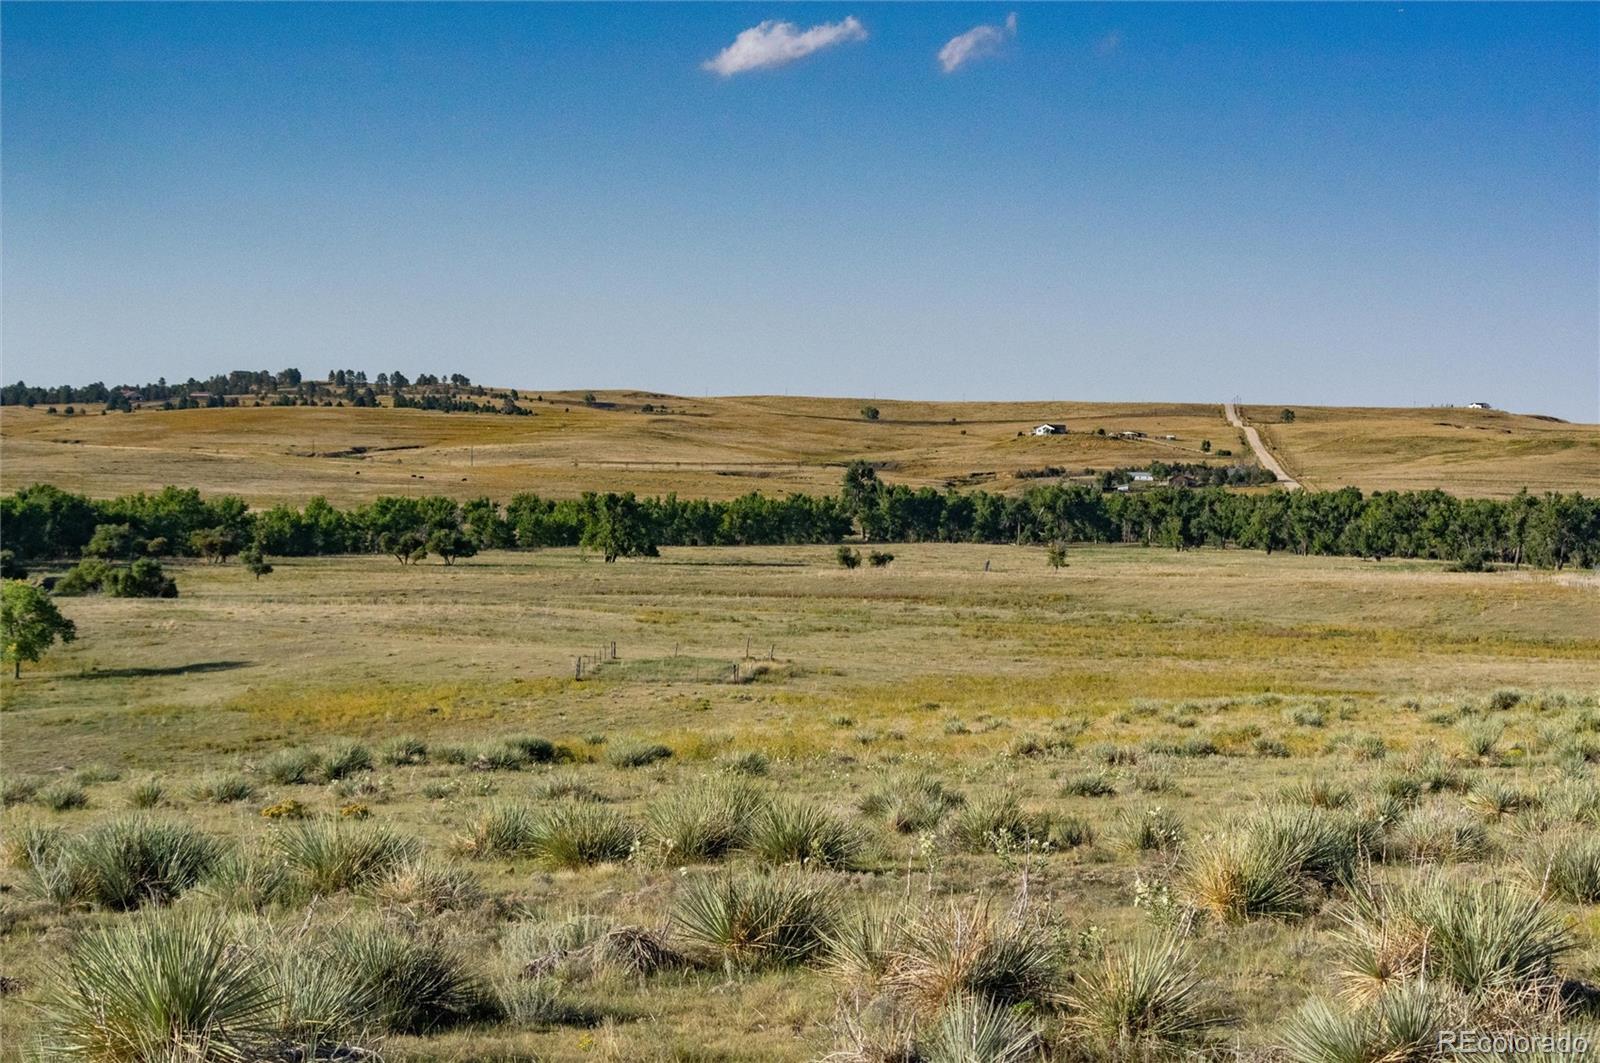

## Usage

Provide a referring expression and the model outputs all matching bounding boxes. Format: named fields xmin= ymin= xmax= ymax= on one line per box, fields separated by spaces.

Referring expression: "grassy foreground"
xmin=2 ymin=545 xmax=1598 ymax=1061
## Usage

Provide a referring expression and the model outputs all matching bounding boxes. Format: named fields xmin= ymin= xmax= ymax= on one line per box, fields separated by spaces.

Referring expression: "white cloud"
xmin=702 ymin=17 xmax=868 ymax=77
xmin=938 ymin=12 xmax=1016 ymax=74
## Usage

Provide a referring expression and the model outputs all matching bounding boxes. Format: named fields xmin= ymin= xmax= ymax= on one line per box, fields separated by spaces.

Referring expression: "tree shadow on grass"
xmin=74 ymin=660 xmax=252 ymax=680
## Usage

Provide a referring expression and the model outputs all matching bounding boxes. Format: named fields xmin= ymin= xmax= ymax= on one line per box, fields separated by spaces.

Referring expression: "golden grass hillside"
xmin=4 ymin=392 xmax=1593 ymax=505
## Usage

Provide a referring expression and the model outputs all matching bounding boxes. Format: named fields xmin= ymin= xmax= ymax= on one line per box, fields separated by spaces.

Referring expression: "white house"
xmin=1467 ymin=401 xmax=1492 ymax=410
xmin=1032 ymin=423 xmax=1067 ymax=436
xmin=1130 ymin=470 xmax=1155 ymax=482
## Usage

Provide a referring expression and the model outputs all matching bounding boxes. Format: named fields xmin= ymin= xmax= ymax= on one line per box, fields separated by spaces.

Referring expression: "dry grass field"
xmin=5 ymin=393 xmax=1594 ymax=506
xmin=3 ymin=545 xmax=1598 ymax=1060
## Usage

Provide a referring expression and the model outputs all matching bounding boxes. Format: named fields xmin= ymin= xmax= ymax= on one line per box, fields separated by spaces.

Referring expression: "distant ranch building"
xmin=1467 ymin=401 xmax=1492 ymax=410
xmin=1031 ymin=423 xmax=1068 ymax=436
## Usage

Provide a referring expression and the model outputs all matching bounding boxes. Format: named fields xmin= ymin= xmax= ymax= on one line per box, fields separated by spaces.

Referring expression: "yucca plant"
xmin=258 ymin=747 xmax=323 ymax=785
xmin=1066 ymin=937 xmax=1219 ymax=1055
xmin=824 ymin=899 xmax=907 ymax=988
xmin=457 ymin=802 xmax=539 ymax=857
xmin=320 ymin=741 xmax=374 ymax=781
xmin=38 ymin=911 xmax=275 ymax=1062
xmin=325 ymin=920 xmax=488 ymax=1034
xmin=1278 ymin=778 xmax=1353 ymax=810
xmin=646 ymin=777 xmax=767 ymax=863
xmin=1 ymin=775 xmax=40 ymax=806
xmin=672 ymin=870 xmax=841 ymax=968
xmin=884 ymin=899 xmax=1059 ymax=1014
xmin=1460 ymin=720 xmax=1505 ymax=761
xmin=379 ymin=735 xmax=429 ymax=766
xmin=370 ymin=856 xmax=484 ymax=915
xmin=192 ymin=773 xmax=257 ymax=805
xmin=1381 ymin=804 xmax=1489 ymax=863
xmin=947 ymin=794 xmax=1040 ymax=854
xmin=126 ymin=777 xmax=165 ymax=809
xmin=272 ymin=820 xmax=418 ymax=894
xmin=606 ymin=741 xmax=672 ymax=769
xmin=1335 ymin=875 xmax=1572 ymax=1002
xmin=529 ymin=802 xmax=638 ymax=868
xmin=1524 ymin=830 xmax=1600 ymax=903
xmin=1279 ymin=981 xmax=1455 ymax=1063
xmin=1463 ymin=780 xmax=1537 ymax=820
xmin=1116 ymin=806 xmax=1186 ymax=854
xmin=37 ymin=779 xmax=89 ymax=812
xmin=1060 ymin=772 xmax=1117 ymax=798
xmin=860 ymin=772 xmax=965 ymax=833
xmin=917 ymin=995 xmax=1042 ymax=1063
xmin=749 ymin=797 xmax=867 ymax=870
xmin=196 ymin=846 xmax=295 ymax=913
xmin=505 ymin=734 xmax=558 ymax=763
xmin=530 ymin=770 xmax=604 ymax=802
xmin=53 ymin=817 xmax=224 ymax=911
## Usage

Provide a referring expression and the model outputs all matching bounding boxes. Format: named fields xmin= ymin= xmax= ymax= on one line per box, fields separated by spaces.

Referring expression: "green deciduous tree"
xmin=2 ymin=580 xmax=76 ymax=678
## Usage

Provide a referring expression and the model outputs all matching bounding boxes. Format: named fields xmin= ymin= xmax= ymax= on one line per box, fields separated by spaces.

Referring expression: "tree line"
xmin=2 ymin=470 xmax=1595 ymax=570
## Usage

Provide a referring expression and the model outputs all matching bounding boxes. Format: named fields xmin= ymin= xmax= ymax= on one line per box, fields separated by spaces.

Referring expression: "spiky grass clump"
xmin=379 ymin=736 xmax=428 ymax=766
xmin=530 ymin=771 xmax=605 ymax=802
xmin=258 ymin=747 xmax=323 ymax=785
xmin=825 ymin=900 xmax=907 ymax=988
xmin=749 ymin=798 xmax=867 ymax=870
xmin=1116 ymin=807 xmax=1186 ymax=854
xmin=320 ymin=741 xmax=374 ymax=781
xmin=196 ymin=847 xmax=295 ymax=913
xmin=326 ymin=920 xmax=489 ymax=1034
xmin=1335 ymin=876 xmax=1572 ymax=1003
xmin=917 ymin=995 xmax=1042 ymax=1063
xmin=273 ymin=820 xmax=419 ymax=894
xmin=31 ymin=817 xmax=224 ymax=911
xmin=528 ymin=802 xmax=638 ymax=868
xmin=505 ymin=734 xmax=558 ymax=763
xmin=508 ymin=913 xmax=682 ymax=982
xmin=458 ymin=802 xmax=539 ymax=857
xmin=1381 ymin=804 xmax=1490 ymax=863
xmin=1463 ymin=780 xmax=1537 ymax=820
xmin=37 ymin=779 xmax=89 ymax=812
xmin=1278 ymin=778 xmax=1353 ymax=810
xmin=947 ymin=794 xmax=1040 ymax=854
xmin=126 ymin=777 xmax=165 ymax=809
xmin=1066 ymin=937 xmax=1218 ymax=1056
xmin=371 ymin=857 xmax=484 ymax=915
xmin=883 ymin=900 xmax=1059 ymax=1014
xmin=721 ymin=750 xmax=770 ymax=777
xmin=1184 ymin=806 xmax=1367 ymax=922
xmin=646 ymin=778 xmax=768 ymax=863
xmin=606 ymin=742 xmax=672 ymax=769
xmin=1460 ymin=720 xmax=1505 ymax=761
xmin=860 ymin=772 xmax=965 ymax=833
xmin=192 ymin=773 xmax=257 ymax=805
xmin=1060 ymin=772 xmax=1116 ymax=798
xmin=38 ymin=911 xmax=274 ymax=1062
xmin=1279 ymin=981 xmax=1455 ymax=1063
xmin=1523 ymin=830 xmax=1600 ymax=904
xmin=2 ymin=775 xmax=40 ymax=806
xmin=672 ymin=870 xmax=842 ymax=969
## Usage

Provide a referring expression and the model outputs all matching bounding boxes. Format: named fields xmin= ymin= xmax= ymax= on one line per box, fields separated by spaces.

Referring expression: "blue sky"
xmin=4 ymin=3 xmax=1596 ymax=420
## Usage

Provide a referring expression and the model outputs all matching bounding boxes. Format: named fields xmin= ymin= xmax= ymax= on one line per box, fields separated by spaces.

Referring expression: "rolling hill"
xmin=2 ymin=391 xmax=1594 ymax=505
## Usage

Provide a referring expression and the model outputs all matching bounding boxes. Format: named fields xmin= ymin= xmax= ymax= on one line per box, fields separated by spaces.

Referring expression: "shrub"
xmin=321 ymin=741 xmax=374 ymax=780
xmin=1254 ymin=737 xmax=1292 ymax=758
xmin=672 ymin=870 xmax=841 ymax=968
xmin=2 ymin=775 xmax=39 ymax=806
xmin=646 ymin=778 xmax=767 ymax=863
xmin=260 ymin=799 xmax=308 ymax=820
xmin=1067 ymin=937 xmax=1218 ymax=1055
xmin=867 ymin=550 xmax=895 ymax=568
xmin=918 ymin=995 xmax=1042 ymax=1063
xmin=38 ymin=779 xmax=89 ymax=812
xmin=836 ymin=546 xmax=862 ymax=569
xmin=505 ymin=735 xmax=557 ymax=763
xmin=327 ymin=920 xmax=488 ymax=1034
xmin=193 ymin=773 xmax=256 ymax=804
xmin=885 ymin=900 xmax=1059 ymax=1014
xmin=37 ymin=911 xmax=274 ymax=1062
xmin=750 ymin=798 xmax=867 ymax=870
xmin=273 ymin=820 xmax=418 ymax=894
xmin=475 ymin=743 xmax=529 ymax=771
xmin=606 ymin=742 xmax=672 ymax=769
xmin=1049 ymin=816 xmax=1096 ymax=849
xmin=259 ymin=747 xmax=323 ymax=785
xmin=529 ymin=802 xmax=638 ymax=868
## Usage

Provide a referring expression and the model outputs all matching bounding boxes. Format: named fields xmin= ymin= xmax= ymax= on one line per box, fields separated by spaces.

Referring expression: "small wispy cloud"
xmin=938 ymin=12 xmax=1016 ymax=74
xmin=702 ymin=17 xmax=868 ymax=77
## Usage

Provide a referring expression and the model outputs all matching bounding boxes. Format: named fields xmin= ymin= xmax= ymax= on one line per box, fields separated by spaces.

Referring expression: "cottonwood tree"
xmin=426 ymin=527 xmax=477 ymax=565
xmin=242 ymin=544 xmax=274 ymax=580
xmin=2 ymin=581 xmax=76 ymax=678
